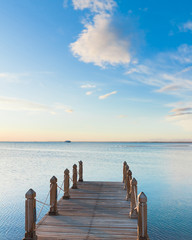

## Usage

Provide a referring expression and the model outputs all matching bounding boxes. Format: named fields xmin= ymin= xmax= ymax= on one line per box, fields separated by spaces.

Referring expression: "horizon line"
xmin=0 ymin=141 xmax=192 ymax=143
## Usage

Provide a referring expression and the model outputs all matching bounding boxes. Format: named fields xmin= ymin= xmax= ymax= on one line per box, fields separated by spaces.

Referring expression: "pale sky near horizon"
xmin=0 ymin=0 xmax=192 ymax=141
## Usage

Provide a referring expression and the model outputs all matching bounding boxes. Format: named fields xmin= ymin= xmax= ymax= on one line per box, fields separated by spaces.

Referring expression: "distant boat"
xmin=65 ymin=140 xmax=71 ymax=143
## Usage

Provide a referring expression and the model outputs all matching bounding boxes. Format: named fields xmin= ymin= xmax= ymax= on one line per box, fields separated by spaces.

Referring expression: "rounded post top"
xmin=25 ymin=188 xmax=36 ymax=199
xmin=128 ymin=170 xmax=132 ymax=176
xmin=123 ymin=161 xmax=127 ymax=165
xmin=79 ymin=160 xmax=83 ymax=164
xmin=50 ymin=176 xmax=57 ymax=183
xmin=138 ymin=192 xmax=147 ymax=203
xmin=64 ymin=168 xmax=69 ymax=175
xmin=73 ymin=164 xmax=77 ymax=168
xmin=131 ymin=177 xmax=137 ymax=185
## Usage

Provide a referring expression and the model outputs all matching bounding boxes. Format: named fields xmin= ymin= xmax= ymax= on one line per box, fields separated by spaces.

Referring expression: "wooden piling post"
xmin=124 ymin=164 xmax=129 ymax=190
xmin=123 ymin=161 xmax=127 ymax=183
xmin=137 ymin=192 xmax=148 ymax=240
xmin=63 ymin=169 xmax=70 ymax=199
xmin=79 ymin=160 xmax=83 ymax=182
xmin=23 ymin=189 xmax=37 ymax=240
xmin=49 ymin=176 xmax=58 ymax=215
xmin=129 ymin=178 xmax=138 ymax=219
xmin=72 ymin=164 xmax=78 ymax=189
xmin=126 ymin=170 xmax=132 ymax=200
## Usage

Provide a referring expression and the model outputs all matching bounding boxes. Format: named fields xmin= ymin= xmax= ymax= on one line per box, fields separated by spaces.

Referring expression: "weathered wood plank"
xmin=36 ymin=181 xmax=137 ymax=240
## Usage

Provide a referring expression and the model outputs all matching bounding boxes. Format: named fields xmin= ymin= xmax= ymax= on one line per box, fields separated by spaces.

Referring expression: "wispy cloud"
xmin=0 ymin=71 xmax=54 ymax=84
xmin=139 ymin=7 xmax=148 ymax=12
xmin=0 ymin=96 xmax=54 ymax=114
xmin=65 ymin=109 xmax=73 ymax=113
xmin=63 ymin=0 xmax=68 ymax=8
xmin=86 ymin=91 xmax=93 ymax=95
xmin=179 ymin=66 xmax=192 ymax=73
xmin=169 ymin=44 xmax=192 ymax=64
xmin=124 ymin=44 xmax=192 ymax=92
xmin=179 ymin=21 xmax=192 ymax=32
xmin=81 ymin=83 xmax=96 ymax=88
xmin=0 ymin=72 xmax=29 ymax=83
xmin=156 ymin=84 xmax=181 ymax=93
xmin=99 ymin=90 xmax=117 ymax=99
xmin=125 ymin=97 xmax=152 ymax=103
xmin=123 ymin=43 xmax=192 ymax=130
xmin=0 ymin=97 xmax=74 ymax=114
xmin=171 ymin=107 xmax=192 ymax=113
xmin=125 ymin=68 xmax=138 ymax=75
xmin=168 ymin=107 xmax=192 ymax=117
xmin=118 ymin=114 xmax=128 ymax=118
xmin=71 ymin=0 xmax=116 ymax=13
xmin=54 ymin=103 xmax=74 ymax=113
xmin=165 ymin=102 xmax=192 ymax=131
xmin=125 ymin=65 xmax=151 ymax=75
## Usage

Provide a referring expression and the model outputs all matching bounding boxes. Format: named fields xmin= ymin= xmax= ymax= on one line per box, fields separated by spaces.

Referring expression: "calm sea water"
xmin=0 ymin=142 xmax=192 ymax=240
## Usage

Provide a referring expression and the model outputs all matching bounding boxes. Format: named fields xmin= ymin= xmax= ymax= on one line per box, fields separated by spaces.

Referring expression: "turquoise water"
xmin=0 ymin=142 xmax=192 ymax=240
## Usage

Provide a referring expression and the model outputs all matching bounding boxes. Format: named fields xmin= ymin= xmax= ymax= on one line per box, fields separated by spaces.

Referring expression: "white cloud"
xmin=81 ymin=83 xmax=96 ymax=88
xmin=86 ymin=91 xmax=93 ymax=95
xmin=72 ymin=0 xmax=116 ymax=13
xmin=70 ymin=14 xmax=131 ymax=67
xmin=99 ymin=90 xmax=117 ymax=99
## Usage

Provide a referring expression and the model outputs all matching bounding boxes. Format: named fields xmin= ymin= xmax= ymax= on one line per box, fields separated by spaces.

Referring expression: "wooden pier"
xmin=23 ymin=162 xmax=149 ymax=240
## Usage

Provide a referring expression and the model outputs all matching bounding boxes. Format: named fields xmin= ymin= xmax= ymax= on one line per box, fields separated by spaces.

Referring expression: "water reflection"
xmin=0 ymin=142 xmax=192 ymax=240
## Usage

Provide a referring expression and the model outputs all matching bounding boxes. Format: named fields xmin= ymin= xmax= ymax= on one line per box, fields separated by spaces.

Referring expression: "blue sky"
xmin=0 ymin=0 xmax=192 ymax=141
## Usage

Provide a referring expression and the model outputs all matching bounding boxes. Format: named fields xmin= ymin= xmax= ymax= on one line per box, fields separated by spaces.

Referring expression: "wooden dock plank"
xmin=36 ymin=181 xmax=137 ymax=240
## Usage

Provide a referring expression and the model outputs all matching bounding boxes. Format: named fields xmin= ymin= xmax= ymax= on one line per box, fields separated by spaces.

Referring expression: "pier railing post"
xmin=63 ymin=169 xmax=70 ymax=199
xmin=79 ymin=160 xmax=83 ymax=182
xmin=123 ymin=161 xmax=127 ymax=183
xmin=126 ymin=170 xmax=132 ymax=200
xmin=129 ymin=178 xmax=138 ymax=218
xmin=49 ymin=176 xmax=58 ymax=215
xmin=72 ymin=164 xmax=78 ymax=189
xmin=124 ymin=164 xmax=129 ymax=190
xmin=137 ymin=192 xmax=148 ymax=240
xmin=23 ymin=189 xmax=37 ymax=240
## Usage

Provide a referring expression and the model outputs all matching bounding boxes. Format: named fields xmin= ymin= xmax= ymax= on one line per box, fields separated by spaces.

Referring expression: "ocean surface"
xmin=0 ymin=142 xmax=192 ymax=240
